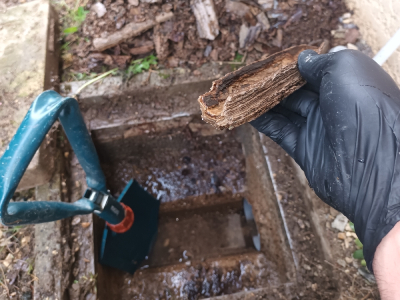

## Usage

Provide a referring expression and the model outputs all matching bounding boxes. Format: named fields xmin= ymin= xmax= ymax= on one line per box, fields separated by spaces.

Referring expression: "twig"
xmin=6 ymin=244 xmax=15 ymax=255
xmin=324 ymin=260 xmax=353 ymax=281
xmin=361 ymin=291 xmax=371 ymax=300
xmin=342 ymin=294 xmax=357 ymax=300
xmin=231 ymin=0 xmax=263 ymax=9
xmin=141 ymin=68 xmax=154 ymax=86
xmin=0 ymin=281 xmax=8 ymax=296
xmin=28 ymin=274 xmax=39 ymax=284
xmin=349 ymin=275 xmax=356 ymax=296
xmin=4 ymin=231 xmax=19 ymax=241
xmin=301 ymin=253 xmax=324 ymax=270
xmin=73 ymin=68 xmax=118 ymax=97
xmin=216 ymin=52 xmax=248 ymax=65
xmin=74 ymin=0 xmax=81 ymax=10
xmin=0 ymin=265 xmax=9 ymax=296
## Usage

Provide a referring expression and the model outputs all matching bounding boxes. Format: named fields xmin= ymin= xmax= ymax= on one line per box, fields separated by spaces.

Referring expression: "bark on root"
xmin=198 ymin=44 xmax=325 ymax=130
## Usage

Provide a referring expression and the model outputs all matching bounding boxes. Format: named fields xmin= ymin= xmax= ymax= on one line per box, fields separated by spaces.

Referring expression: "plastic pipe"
xmin=373 ymin=28 xmax=400 ymax=66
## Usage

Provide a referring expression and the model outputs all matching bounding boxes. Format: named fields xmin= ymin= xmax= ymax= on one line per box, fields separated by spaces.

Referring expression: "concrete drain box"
xmin=63 ymin=70 xmax=295 ymax=299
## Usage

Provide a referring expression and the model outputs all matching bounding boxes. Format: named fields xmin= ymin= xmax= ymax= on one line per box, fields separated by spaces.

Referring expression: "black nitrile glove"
xmin=251 ymin=49 xmax=400 ymax=272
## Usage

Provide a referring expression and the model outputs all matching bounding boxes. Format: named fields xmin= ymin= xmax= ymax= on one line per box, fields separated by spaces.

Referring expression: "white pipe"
xmin=373 ymin=27 xmax=400 ymax=66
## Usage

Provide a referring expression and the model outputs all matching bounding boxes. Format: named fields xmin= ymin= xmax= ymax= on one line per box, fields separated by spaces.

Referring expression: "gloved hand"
xmin=251 ymin=49 xmax=400 ymax=272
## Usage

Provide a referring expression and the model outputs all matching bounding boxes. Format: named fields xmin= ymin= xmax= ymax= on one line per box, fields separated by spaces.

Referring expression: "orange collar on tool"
xmin=107 ymin=203 xmax=134 ymax=233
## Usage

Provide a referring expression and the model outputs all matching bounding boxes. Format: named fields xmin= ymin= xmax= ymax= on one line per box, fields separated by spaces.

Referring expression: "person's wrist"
xmin=372 ymin=221 xmax=400 ymax=300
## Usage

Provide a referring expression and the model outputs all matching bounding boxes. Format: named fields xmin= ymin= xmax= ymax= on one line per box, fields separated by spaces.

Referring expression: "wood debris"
xmin=257 ymin=0 xmax=273 ymax=10
xmin=129 ymin=42 xmax=154 ymax=55
xmin=92 ymin=12 xmax=174 ymax=51
xmin=91 ymin=2 xmax=107 ymax=18
xmin=154 ymin=23 xmax=172 ymax=60
xmin=191 ymin=0 xmax=220 ymax=40
xmin=128 ymin=0 xmax=139 ymax=6
xmin=225 ymin=0 xmax=250 ymax=17
xmin=239 ymin=23 xmax=249 ymax=48
xmin=88 ymin=53 xmax=131 ymax=68
xmin=256 ymin=12 xmax=270 ymax=31
xmin=271 ymin=28 xmax=283 ymax=48
xmin=198 ymin=45 xmax=320 ymax=130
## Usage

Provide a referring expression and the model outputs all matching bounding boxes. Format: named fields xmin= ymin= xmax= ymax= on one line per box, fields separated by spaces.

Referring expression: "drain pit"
xmin=84 ymin=117 xmax=289 ymax=299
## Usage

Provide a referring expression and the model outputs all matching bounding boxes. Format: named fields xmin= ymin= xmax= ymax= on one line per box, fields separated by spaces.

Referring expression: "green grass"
xmin=62 ymin=72 xmax=101 ymax=82
xmin=61 ymin=42 xmax=71 ymax=51
xmin=63 ymin=26 xmax=78 ymax=35
xmin=26 ymin=258 xmax=34 ymax=274
xmin=54 ymin=1 xmax=89 ymax=36
xmin=230 ymin=52 xmax=245 ymax=71
xmin=72 ymin=6 xmax=89 ymax=23
xmin=126 ymin=54 xmax=158 ymax=78
xmin=7 ymin=225 xmax=24 ymax=234
xmin=63 ymin=6 xmax=89 ymax=35
xmin=233 ymin=52 xmax=244 ymax=62
xmin=72 ymin=72 xmax=99 ymax=81
xmin=349 ymin=222 xmax=367 ymax=266
xmin=349 ymin=221 xmax=355 ymax=231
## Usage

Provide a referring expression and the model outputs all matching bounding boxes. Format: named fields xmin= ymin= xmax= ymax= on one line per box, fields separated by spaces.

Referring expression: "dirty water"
xmin=96 ymin=251 xmax=281 ymax=300
xmin=98 ymin=127 xmax=246 ymax=203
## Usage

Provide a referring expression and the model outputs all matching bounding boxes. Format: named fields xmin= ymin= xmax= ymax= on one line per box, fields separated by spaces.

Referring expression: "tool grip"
xmin=6 ymin=199 xmax=96 ymax=225
xmin=0 ymin=91 xmax=112 ymax=225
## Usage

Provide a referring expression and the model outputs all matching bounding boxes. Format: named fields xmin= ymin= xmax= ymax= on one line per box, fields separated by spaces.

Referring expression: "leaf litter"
xmin=58 ymin=0 xmax=353 ymax=82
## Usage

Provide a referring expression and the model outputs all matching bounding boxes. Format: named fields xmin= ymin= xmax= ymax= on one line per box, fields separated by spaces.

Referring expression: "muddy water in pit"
xmin=99 ymin=130 xmax=245 ymax=202
xmin=93 ymin=124 xmax=283 ymax=299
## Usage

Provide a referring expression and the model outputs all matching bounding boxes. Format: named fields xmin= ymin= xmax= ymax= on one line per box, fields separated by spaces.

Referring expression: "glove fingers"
xmin=298 ymin=50 xmax=332 ymax=93
xmin=272 ymin=105 xmax=306 ymax=128
xmin=280 ymin=88 xmax=319 ymax=118
xmin=250 ymin=111 xmax=299 ymax=157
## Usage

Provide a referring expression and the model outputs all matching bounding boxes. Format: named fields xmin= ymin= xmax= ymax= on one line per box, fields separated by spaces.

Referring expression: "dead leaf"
xmin=81 ymin=222 xmax=91 ymax=228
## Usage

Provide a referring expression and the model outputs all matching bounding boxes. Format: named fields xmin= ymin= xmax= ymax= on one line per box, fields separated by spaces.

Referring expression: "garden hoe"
xmin=0 ymin=90 xmax=160 ymax=274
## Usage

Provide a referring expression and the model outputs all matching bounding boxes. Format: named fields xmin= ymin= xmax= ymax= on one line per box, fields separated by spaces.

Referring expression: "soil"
xmin=59 ymin=0 xmax=348 ymax=79
xmin=0 ymin=191 xmax=36 ymax=300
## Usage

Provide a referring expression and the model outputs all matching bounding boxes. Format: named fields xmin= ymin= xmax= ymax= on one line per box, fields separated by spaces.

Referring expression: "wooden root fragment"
xmin=198 ymin=45 xmax=319 ymax=130
xmin=129 ymin=43 xmax=154 ymax=55
xmin=191 ymin=0 xmax=220 ymax=40
xmin=93 ymin=12 xmax=174 ymax=52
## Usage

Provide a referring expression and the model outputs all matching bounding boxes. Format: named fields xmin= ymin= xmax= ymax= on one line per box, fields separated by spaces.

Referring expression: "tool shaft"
xmin=0 ymin=91 xmax=125 ymax=225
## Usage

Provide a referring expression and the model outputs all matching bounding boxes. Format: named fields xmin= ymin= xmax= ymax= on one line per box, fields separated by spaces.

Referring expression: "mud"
xmin=148 ymin=202 xmax=253 ymax=267
xmin=97 ymin=126 xmax=245 ymax=202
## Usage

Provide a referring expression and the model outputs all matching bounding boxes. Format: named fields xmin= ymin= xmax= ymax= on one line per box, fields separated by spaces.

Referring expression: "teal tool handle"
xmin=0 ymin=91 xmax=125 ymax=225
